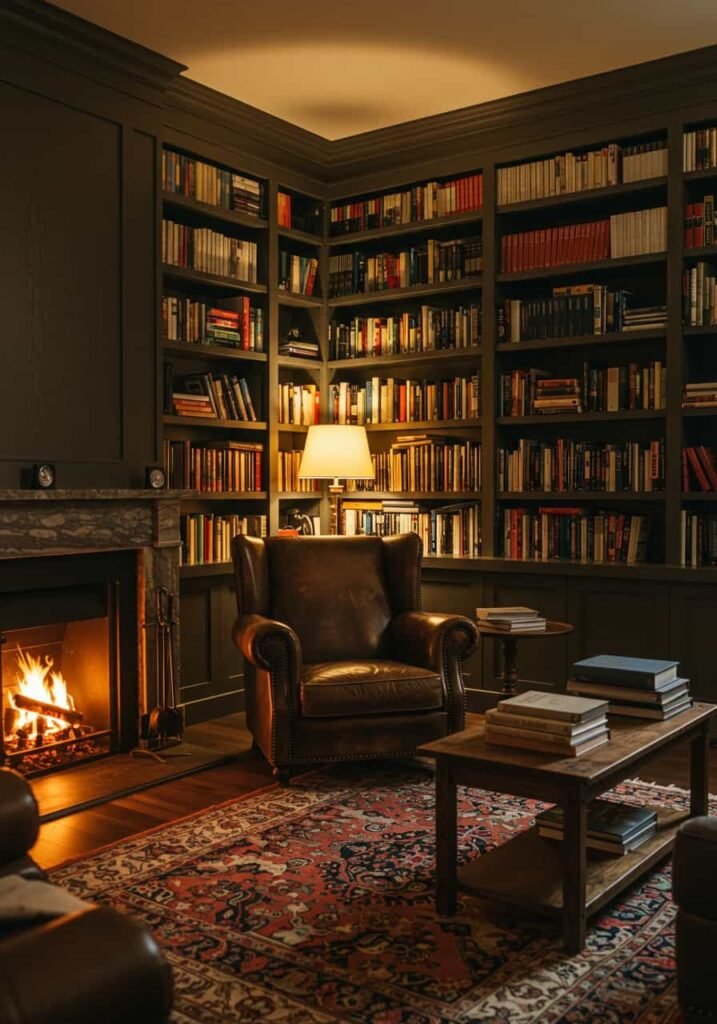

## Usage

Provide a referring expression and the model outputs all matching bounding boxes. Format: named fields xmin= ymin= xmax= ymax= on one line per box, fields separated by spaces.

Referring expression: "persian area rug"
xmin=51 ymin=764 xmax=693 ymax=1024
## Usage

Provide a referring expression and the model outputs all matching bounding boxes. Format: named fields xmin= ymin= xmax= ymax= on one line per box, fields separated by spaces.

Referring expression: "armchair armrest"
xmin=0 ymin=769 xmax=40 ymax=867
xmin=0 ymin=907 xmax=173 ymax=1024
xmin=389 ymin=611 xmax=478 ymax=674
xmin=233 ymin=613 xmax=302 ymax=687
xmin=674 ymin=816 xmax=717 ymax=920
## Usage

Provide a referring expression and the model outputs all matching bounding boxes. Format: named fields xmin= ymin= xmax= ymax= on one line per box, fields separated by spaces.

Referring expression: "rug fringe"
xmin=626 ymin=777 xmax=717 ymax=800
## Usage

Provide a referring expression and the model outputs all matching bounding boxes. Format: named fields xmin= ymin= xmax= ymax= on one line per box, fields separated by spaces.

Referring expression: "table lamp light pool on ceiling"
xmin=298 ymin=424 xmax=375 ymax=534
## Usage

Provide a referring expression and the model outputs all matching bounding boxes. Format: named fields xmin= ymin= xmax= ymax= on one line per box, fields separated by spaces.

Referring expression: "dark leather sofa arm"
xmin=674 ymin=816 xmax=717 ymax=920
xmin=0 ymin=769 xmax=40 ymax=868
xmin=0 ymin=906 xmax=173 ymax=1024
xmin=389 ymin=611 xmax=478 ymax=674
xmin=233 ymin=613 xmax=302 ymax=679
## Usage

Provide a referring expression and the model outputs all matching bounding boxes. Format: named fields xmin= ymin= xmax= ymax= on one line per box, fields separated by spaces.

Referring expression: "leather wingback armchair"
xmin=231 ymin=532 xmax=478 ymax=781
xmin=673 ymin=816 xmax=717 ymax=1021
xmin=0 ymin=768 xmax=173 ymax=1024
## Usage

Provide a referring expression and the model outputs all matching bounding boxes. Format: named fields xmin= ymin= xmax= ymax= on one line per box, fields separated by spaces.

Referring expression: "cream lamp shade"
xmin=298 ymin=424 xmax=374 ymax=481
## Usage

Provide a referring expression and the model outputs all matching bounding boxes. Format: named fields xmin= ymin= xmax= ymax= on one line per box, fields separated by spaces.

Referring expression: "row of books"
xmin=162 ymin=220 xmax=258 ymax=283
xmin=568 ymin=655 xmax=692 ymax=721
xmin=684 ymin=196 xmax=717 ymax=248
xmin=682 ymin=446 xmax=717 ymax=492
xmin=498 ymin=288 xmax=665 ymax=342
xmin=342 ymin=500 xmax=481 ymax=557
xmin=328 ymin=239 xmax=482 ymax=297
xmin=162 ymin=440 xmax=263 ymax=492
xmin=485 ymin=690 xmax=610 ymax=756
xmin=683 ymin=263 xmax=717 ymax=325
xmin=162 ymin=296 xmax=265 ymax=351
xmin=165 ymin=368 xmax=258 ymax=421
xmin=498 ymin=439 xmax=665 ymax=494
xmin=346 ymin=437 xmax=482 ymax=494
xmin=329 ymin=173 xmax=483 ymax=235
xmin=277 ymin=450 xmax=320 ymax=492
xmin=497 ymin=141 xmax=666 ymax=206
xmin=498 ymin=508 xmax=649 ymax=563
xmin=498 ymin=362 xmax=666 ymax=416
xmin=162 ymin=149 xmax=263 ymax=217
xmin=328 ymin=304 xmax=481 ymax=360
xmin=277 ymin=382 xmax=321 ymax=426
xmin=682 ymin=511 xmax=717 ymax=567
xmin=683 ymin=381 xmax=717 ymax=409
xmin=684 ymin=128 xmax=717 ymax=172
xmin=500 ymin=208 xmax=666 ymax=273
xmin=180 ymin=513 xmax=267 ymax=567
xmin=278 ymin=252 xmax=319 ymax=296
xmin=328 ymin=374 xmax=480 ymax=425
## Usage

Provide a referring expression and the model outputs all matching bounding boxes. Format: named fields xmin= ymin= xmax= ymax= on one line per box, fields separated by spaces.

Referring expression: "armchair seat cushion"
xmin=300 ymin=660 xmax=443 ymax=718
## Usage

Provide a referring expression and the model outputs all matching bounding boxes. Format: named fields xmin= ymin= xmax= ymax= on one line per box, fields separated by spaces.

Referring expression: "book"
xmin=476 ymin=607 xmax=540 ymax=621
xmin=537 ymin=799 xmax=657 ymax=840
xmin=485 ymin=719 xmax=608 ymax=747
xmin=484 ymin=730 xmax=609 ymax=757
xmin=538 ymin=823 xmax=656 ymax=855
xmin=330 ymin=172 xmax=483 ymax=235
xmin=606 ymin=697 xmax=693 ymax=720
xmin=571 ymin=655 xmax=678 ymax=688
xmin=484 ymin=708 xmax=608 ymax=737
xmin=480 ymin=619 xmax=547 ymax=633
xmin=566 ymin=678 xmax=689 ymax=704
xmin=496 ymin=690 xmax=608 ymax=723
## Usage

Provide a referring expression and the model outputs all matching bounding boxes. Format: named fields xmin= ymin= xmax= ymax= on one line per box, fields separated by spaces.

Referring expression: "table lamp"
xmin=298 ymin=424 xmax=375 ymax=534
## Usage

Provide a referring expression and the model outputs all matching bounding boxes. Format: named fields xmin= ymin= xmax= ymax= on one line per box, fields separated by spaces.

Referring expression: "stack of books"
xmin=567 ymin=655 xmax=692 ymax=720
xmin=475 ymin=607 xmax=546 ymax=632
xmin=533 ymin=378 xmax=583 ymax=414
xmin=536 ymin=799 xmax=658 ymax=855
xmin=278 ymin=337 xmax=321 ymax=360
xmin=683 ymin=382 xmax=717 ymax=410
xmin=484 ymin=691 xmax=610 ymax=756
xmin=620 ymin=304 xmax=668 ymax=332
xmin=231 ymin=174 xmax=263 ymax=218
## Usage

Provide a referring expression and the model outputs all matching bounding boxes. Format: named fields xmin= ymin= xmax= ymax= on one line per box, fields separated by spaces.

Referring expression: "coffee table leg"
xmin=436 ymin=762 xmax=457 ymax=916
xmin=690 ymin=724 xmax=710 ymax=818
xmin=501 ymin=636 xmax=519 ymax=696
xmin=562 ymin=794 xmax=587 ymax=953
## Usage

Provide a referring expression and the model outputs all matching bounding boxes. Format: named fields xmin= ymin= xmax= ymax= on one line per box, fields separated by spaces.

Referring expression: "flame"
xmin=9 ymin=648 xmax=75 ymax=738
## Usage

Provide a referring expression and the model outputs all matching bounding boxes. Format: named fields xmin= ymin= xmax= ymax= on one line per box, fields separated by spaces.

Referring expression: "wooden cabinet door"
xmin=669 ymin=585 xmax=717 ymax=704
xmin=566 ymin=578 xmax=670 ymax=668
xmin=179 ymin=577 xmax=244 ymax=724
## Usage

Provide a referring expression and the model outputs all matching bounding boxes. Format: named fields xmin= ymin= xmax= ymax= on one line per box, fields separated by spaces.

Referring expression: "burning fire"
xmin=11 ymin=648 xmax=76 ymax=739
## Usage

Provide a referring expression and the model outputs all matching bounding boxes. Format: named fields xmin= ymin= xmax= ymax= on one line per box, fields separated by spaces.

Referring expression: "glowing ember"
xmin=10 ymin=648 xmax=76 ymax=739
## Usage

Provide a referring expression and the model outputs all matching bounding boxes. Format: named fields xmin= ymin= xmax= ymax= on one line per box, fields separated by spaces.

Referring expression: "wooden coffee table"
xmin=420 ymin=703 xmax=715 ymax=953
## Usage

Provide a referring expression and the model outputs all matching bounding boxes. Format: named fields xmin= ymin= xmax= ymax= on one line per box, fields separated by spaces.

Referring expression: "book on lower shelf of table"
xmin=536 ymin=799 xmax=658 ymax=855
xmin=567 ymin=655 xmax=693 ymax=720
xmin=475 ymin=606 xmax=546 ymax=632
xmin=483 ymin=690 xmax=610 ymax=756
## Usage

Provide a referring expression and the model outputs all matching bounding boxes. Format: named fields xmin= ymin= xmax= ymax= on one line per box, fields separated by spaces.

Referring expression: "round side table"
xmin=477 ymin=619 xmax=574 ymax=696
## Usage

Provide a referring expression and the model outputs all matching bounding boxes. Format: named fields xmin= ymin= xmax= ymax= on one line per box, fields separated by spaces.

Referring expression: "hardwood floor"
xmin=32 ymin=712 xmax=715 ymax=871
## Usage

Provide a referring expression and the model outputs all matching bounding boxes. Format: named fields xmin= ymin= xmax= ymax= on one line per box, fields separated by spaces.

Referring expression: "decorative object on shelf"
xmin=298 ymin=424 xmax=374 ymax=534
xmin=145 ymin=466 xmax=166 ymax=490
xmin=29 ymin=463 xmax=56 ymax=490
xmin=284 ymin=508 xmax=315 ymax=535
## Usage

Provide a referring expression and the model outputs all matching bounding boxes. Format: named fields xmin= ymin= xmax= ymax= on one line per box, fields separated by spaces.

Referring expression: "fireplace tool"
xmin=134 ymin=587 xmax=185 ymax=761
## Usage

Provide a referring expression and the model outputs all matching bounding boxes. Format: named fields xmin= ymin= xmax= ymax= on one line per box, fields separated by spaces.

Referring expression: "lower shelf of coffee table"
xmin=459 ymin=805 xmax=687 ymax=916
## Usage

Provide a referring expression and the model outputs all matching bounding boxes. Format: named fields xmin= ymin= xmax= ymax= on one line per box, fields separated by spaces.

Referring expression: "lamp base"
xmin=328 ymin=480 xmax=344 ymax=535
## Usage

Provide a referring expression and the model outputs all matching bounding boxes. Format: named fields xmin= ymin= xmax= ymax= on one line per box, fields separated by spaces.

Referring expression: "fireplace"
xmin=0 ymin=550 xmax=139 ymax=778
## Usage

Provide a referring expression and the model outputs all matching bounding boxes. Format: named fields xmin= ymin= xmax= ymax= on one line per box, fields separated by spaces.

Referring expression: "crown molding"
xmin=0 ymin=0 xmax=185 ymax=102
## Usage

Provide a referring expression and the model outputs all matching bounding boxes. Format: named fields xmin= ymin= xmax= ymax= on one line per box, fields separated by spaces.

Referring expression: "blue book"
xmin=572 ymin=654 xmax=678 ymax=689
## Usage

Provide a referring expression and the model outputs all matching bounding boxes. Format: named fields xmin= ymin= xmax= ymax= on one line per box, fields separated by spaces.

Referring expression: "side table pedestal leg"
xmin=501 ymin=636 xmax=519 ymax=696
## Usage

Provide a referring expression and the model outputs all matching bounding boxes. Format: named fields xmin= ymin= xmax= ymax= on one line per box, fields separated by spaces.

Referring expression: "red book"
xmin=686 ymin=447 xmax=711 ymax=491
xmin=697 ymin=446 xmax=717 ymax=489
xmin=241 ymin=296 xmax=250 ymax=350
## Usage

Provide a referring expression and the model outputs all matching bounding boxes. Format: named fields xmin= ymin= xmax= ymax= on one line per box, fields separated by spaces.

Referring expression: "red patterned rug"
xmin=51 ymin=763 xmax=692 ymax=1023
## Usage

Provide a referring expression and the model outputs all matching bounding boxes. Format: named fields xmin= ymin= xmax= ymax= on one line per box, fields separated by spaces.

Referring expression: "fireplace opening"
xmin=0 ymin=551 xmax=139 ymax=780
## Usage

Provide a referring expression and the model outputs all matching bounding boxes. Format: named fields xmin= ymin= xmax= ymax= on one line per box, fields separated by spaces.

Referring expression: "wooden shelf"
xmin=162 ymin=191 xmax=268 ymax=231
xmin=683 ymin=325 xmax=717 ymax=336
xmin=177 ymin=491 xmax=267 ymax=501
xmin=496 ymin=177 xmax=667 ymax=216
xmin=363 ymin=418 xmax=481 ymax=432
xmin=277 ymin=291 xmax=323 ymax=309
xmin=277 ymin=354 xmax=323 ymax=369
xmin=328 ymin=276 xmax=482 ymax=308
xmin=329 ymin=346 xmax=481 ymax=370
xmin=278 ymin=423 xmax=310 ymax=433
xmin=684 ymin=245 xmax=717 ymax=260
xmin=497 ymin=410 xmax=665 ymax=425
xmin=496 ymin=330 xmax=665 ymax=353
xmin=278 ymin=225 xmax=323 ymax=246
xmin=499 ymin=491 xmax=665 ymax=502
xmin=684 ymin=168 xmax=717 ymax=182
xmin=277 ymin=491 xmax=322 ymax=500
xmin=342 ymin=491 xmax=481 ymax=501
xmin=328 ymin=210 xmax=482 ymax=247
xmin=497 ymin=253 xmax=666 ymax=283
xmin=162 ymin=341 xmax=267 ymax=363
xmin=162 ymin=264 xmax=267 ymax=295
xmin=683 ymin=407 xmax=717 ymax=417
xmin=180 ymin=562 xmax=234 ymax=578
xmin=163 ymin=415 xmax=267 ymax=430
xmin=682 ymin=492 xmax=717 ymax=501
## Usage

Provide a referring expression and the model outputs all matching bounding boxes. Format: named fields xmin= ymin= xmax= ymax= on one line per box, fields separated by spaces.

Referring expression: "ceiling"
xmin=55 ymin=0 xmax=717 ymax=140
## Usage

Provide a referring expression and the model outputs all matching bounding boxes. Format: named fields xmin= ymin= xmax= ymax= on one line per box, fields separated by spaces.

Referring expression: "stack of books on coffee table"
xmin=567 ymin=655 xmax=692 ymax=720
xmin=484 ymin=690 xmax=610 ymax=756
xmin=475 ymin=607 xmax=546 ymax=632
xmin=536 ymin=799 xmax=658 ymax=855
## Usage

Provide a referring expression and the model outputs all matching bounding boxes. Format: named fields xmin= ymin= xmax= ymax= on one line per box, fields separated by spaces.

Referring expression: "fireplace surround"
xmin=0 ymin=491 xmax=181 ymax=778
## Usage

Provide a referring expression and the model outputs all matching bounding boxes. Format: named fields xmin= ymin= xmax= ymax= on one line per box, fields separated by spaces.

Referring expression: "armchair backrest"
xmin=232 ymin=533 xmax=422 ymax=663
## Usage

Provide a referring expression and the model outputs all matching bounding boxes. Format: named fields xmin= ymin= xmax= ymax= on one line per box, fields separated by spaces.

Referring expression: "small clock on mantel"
xmin=145 ymin=465 xmax=166 ymax=490
xmin=31 ymin=463 xmax=56 ymax=489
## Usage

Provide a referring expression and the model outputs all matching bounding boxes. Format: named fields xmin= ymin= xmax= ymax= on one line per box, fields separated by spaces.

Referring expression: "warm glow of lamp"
xmin=298 ymin=424 xmax=374 ymax=533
